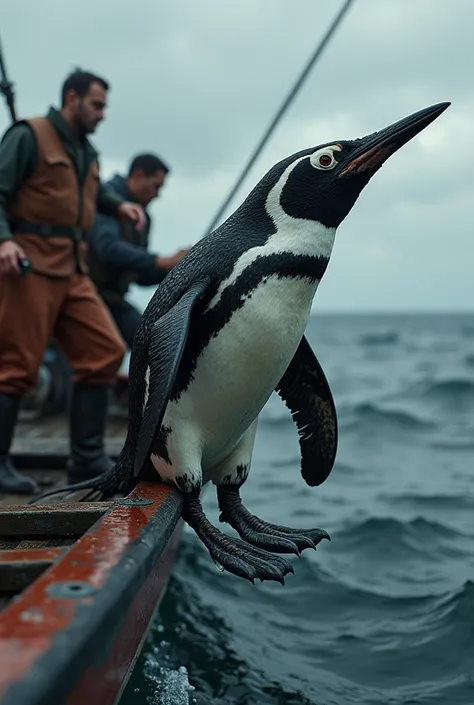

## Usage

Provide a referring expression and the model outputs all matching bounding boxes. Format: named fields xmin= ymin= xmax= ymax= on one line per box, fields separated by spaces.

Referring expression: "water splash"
xmin=143 ymin=652 xmax=196 ymax=704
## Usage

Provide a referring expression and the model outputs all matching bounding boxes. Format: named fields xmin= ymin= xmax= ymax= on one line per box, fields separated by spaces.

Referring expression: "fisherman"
xmin=87 ymin=152 xmax=189 ymax=349
xmin=0 ymin=69 xmax=146 ymax=494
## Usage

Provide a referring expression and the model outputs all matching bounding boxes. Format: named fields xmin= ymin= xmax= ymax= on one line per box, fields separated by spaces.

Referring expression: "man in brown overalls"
xmin=0 ymin=69 xmax=145 ymax=494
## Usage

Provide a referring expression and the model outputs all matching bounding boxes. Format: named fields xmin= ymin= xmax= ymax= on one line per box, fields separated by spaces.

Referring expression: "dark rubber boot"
xmin=66 ymin=383 xmax=115 ymax=484
xmin=0 ymin=392 xmax=39 ymax=494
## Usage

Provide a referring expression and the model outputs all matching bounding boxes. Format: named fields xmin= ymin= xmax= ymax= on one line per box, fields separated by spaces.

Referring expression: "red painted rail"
xmin=0 ymin=481 xmax=183 ymax=705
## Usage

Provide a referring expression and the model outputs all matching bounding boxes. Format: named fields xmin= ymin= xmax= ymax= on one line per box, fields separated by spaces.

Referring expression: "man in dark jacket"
xmin=87 ymin=153 xmax=189 ymax=349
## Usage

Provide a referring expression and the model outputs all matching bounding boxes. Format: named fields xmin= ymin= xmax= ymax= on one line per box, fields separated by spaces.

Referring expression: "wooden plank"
xmin=12 ymin=414 xmax=126 ymax=457
xmin=9 ymin=455 xmax=75 ymax=470
xmin=0 ymin=504 xmax=111 ymax=537
xmin=0 ymin=538 xmax=75 ymax=552
xmin=0 ymin=547 xmax=65 ymax=562
xmin=11 ymin=452 xmax=67 ymax=475
xmin=0 ymin=548 xmax=65 ymax=594
xmin=0 ymin=494 xmax=31 ymax=508
xmin=9 ymin=455 xmax=116 ymax=470
xmin=0 ymin=469 xmax=68 ymax=508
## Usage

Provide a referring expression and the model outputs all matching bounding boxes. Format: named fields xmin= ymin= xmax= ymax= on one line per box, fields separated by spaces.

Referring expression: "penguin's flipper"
xmin=275 ymin=334 xmax=338 ymax=487
xmin=134 ymin=276 xmax=210 ymax=478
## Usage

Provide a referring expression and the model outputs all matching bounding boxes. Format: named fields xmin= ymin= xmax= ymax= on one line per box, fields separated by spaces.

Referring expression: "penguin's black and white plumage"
xmin=34 ymin=102 xmax=450 ymax=583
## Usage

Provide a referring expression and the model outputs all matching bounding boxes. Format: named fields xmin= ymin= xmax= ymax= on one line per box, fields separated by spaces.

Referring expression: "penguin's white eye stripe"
xmin=309 ymin=145 xmax=341 ymax=171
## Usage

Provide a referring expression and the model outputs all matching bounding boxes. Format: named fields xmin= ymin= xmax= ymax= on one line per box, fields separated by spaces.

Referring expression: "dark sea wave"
xmin=335 ymin=514 xmax=468 ymax=546
xmin=461 ymin=325 xmax=474 ymax=338
xmin=465 ymin=354 xmax=474 ymax=367
xmin=121 ymin=313 xmax=474 ymax=705
xmin=386 ymin=491 xmax=474 ymax=511
xmin=358 ymin=331 xmax=400 ymax=346
xmin=411 ymin=377 xmax=474 ymax=404
xmin=340 ymin=401 xmax=435 ymax=431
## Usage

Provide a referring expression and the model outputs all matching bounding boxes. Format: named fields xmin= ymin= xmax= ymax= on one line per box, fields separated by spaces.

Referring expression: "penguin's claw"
xmin=182 ymin=493 xmax=294 ymax=584
xmin=217 ymin=484 xmax=330 ymax=554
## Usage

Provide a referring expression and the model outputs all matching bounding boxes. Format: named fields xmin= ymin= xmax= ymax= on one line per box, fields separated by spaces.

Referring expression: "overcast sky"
xmin=1 ymin=0 xmax=472 ymax=312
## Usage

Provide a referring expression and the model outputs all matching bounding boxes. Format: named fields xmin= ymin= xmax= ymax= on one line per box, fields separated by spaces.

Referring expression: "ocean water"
xmin=121 ymin=313 xmax=474 ymax=705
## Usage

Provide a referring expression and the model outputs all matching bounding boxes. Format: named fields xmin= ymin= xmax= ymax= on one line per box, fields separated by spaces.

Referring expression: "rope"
xmin=201 ymin=0 xmax=357 ymax=238
xmin=0 ymin=34 xmax=17 ymax=123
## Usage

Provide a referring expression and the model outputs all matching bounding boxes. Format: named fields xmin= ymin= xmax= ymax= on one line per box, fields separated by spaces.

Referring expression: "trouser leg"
xmin=54 ymin=274 xmax=126 ymax=482
xmin=0 ymin=272 xmax=65 ymax=493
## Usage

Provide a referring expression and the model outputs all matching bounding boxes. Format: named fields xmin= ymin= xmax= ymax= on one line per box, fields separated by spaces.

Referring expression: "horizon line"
xmin=309 ymin=309 xmax=474 ymax=316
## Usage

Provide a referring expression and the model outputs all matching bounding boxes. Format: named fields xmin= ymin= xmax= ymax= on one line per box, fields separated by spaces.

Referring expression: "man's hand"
xmin=0 ymin=240 xmax=26 ymax=276
xmin=117 ymin=201 xmax=146 ymax=231
xmin=156 ymin=248 xmax=190 ymax=271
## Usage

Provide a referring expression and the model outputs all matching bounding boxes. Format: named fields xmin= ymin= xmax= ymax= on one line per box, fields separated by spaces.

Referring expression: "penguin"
xmin=33 ymin=101 xmax=450 ymax=584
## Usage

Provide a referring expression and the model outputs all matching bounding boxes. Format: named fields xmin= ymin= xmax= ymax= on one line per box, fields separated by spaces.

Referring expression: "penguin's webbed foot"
xmin=217 ymin=484 xmax=330 ymax=555
xmin=182 ymin=492 xmax=294 ymax=584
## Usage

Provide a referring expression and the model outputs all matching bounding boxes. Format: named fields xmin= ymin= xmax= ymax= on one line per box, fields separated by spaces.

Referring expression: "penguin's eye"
xmin=310 ymin=149 xmax=338 ymax=171
xmin=319 ymin=154 xmax=333 ymax=168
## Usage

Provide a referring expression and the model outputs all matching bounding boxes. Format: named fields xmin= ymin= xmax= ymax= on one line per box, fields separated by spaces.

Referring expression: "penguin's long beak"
xmin=338 ymin=102 xmax=451 ymax=178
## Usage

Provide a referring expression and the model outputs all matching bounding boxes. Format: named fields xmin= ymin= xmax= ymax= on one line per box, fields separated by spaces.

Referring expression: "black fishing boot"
xmin=66 ymin=383 xmax=115 ymax=484
xmin=0 ymin=392 xmax=39 ymax=494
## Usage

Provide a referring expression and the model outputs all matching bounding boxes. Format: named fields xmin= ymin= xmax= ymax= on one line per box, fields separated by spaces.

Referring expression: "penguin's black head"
xmin=275 ymin=102 xmax=450 ymax=229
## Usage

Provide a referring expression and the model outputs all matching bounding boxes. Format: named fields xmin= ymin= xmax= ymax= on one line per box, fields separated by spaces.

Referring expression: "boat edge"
xmin=0 ymin=482 xmax=183 ymax=705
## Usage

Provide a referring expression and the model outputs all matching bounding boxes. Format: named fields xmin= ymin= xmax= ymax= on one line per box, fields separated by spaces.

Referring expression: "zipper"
xmin=69 ymin=141 xmax=84 ymax=273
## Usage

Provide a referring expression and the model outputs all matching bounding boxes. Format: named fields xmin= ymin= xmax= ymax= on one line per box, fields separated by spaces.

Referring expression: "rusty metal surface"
xmin=0 ymin=481 xmax=183 ymax=705
xmin=67 ymin=522 xmax=183 ymax=705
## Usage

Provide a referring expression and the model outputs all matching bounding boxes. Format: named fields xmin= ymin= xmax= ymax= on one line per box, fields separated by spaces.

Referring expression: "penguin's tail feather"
xmin=28 ymin=446 xmax=135 ymax=505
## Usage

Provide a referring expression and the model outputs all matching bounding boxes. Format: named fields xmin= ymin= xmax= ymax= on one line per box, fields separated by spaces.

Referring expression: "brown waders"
xmin=0 ymin=271 xmax=125 ymax=494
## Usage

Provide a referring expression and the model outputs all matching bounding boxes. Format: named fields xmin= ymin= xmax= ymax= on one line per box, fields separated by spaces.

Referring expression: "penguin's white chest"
xmin=170 ymin=274 xmax=317 ymax=464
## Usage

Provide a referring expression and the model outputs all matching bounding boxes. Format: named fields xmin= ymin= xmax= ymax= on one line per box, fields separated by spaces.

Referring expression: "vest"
xmin=7 ymin=117 xmax=99 ymax=277
xmin=87 ymin=220 xmax=144 ymax=303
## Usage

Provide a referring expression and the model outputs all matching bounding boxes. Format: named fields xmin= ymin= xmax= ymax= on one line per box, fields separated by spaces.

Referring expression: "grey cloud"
xmin=0 ymin=0 xmax=472 ymax=311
